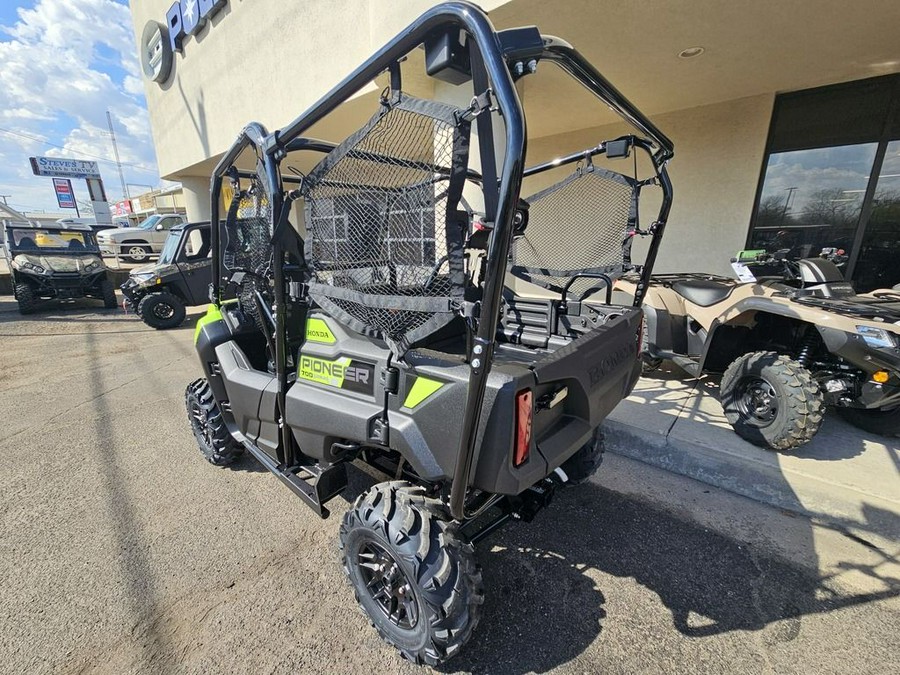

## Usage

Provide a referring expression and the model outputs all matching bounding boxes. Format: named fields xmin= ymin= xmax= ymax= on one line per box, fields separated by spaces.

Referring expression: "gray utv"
xmin=183 ymin=2 xmax=673 ymax=665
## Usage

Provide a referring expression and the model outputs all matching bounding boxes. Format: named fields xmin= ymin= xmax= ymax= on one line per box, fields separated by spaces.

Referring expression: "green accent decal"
xmin=403 ymin=376 xmax=445 ymax=409
xmin=735 ymin=249 xmax=767 ymax=262
xmin=298 ymin=355 xmax=352 ymax=387
xmin=305 ymin=317 xmax=337 ymax=344
xmin=194 ymin=304 xmax=223 ymax=345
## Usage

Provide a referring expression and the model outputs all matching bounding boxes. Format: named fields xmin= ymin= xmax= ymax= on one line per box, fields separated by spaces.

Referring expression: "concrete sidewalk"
xmin=606 ymin=365 xmax=900 ymax=545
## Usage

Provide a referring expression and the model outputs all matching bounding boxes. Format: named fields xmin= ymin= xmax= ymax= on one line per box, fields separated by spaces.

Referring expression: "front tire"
xmin=100 ymin=279 xmax=118 ymax=309
xmin=340 ymin=481 xmax=483 ymax=666
xmin=184 ymin=378 xmax=242 ymax=466
xmin=720 ymin=351 xmax=824 ymax=450
xmin=138 ymin=292 xmax=186 ymax=329
xmin=836 ymin=406 xmax=900 ymax=437
xmin=14 ymin=282 xmax=36 ymax=315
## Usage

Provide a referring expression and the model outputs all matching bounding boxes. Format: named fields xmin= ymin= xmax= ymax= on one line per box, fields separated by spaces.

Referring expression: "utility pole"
xmin=106 ymin=110 xmax=130 ymax=201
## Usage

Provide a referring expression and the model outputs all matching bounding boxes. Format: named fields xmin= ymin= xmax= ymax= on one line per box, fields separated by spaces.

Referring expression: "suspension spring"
xmin=796 ymin=331 xmax=818 ymax=368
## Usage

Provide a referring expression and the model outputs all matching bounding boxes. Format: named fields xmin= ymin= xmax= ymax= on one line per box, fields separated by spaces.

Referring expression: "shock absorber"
xmin=796 ymin=330 xmax=818 ymax=368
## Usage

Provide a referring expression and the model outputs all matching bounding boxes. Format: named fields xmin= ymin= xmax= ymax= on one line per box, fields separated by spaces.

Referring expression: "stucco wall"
xmin=524 ymin=94 xmax=775 ymax=277
xmin=130 ymin=0 xmax=509 ymax=181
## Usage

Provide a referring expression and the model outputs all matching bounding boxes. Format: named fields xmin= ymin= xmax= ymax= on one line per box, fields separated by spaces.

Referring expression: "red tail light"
xmin=514 ymin=390 xmax=533 ymax=467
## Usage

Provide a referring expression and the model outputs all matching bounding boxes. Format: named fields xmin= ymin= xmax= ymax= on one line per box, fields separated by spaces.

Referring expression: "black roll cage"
xmin=206 ymin=1 xmax=673 ymax=520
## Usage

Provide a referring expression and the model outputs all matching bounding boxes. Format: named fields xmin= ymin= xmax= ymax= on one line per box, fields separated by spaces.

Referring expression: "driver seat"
xmin=671 ymin=278 xmax=736 ymax=307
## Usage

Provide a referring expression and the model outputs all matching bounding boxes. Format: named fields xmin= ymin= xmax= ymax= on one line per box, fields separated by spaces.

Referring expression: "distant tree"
xmin=798 ymin=188 xmax=859 ymax=227
xmin=755 ymin=195 xmax=788 ymax=228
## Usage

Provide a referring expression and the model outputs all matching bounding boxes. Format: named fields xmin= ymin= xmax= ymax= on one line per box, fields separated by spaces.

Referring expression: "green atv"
xmin=183 ymin=2 xmax=673 ymax=664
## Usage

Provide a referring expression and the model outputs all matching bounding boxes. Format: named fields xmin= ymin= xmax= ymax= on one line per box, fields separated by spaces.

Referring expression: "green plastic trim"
xmin=305 ymin=317 xmax=337 ymax=344
xmin=403 ymin=376 xmax=444 ymax=409
xmin=194 ymin=304 xmax=223 ymax=344
xmin=735 ymin=249 xmax=767 ymax=262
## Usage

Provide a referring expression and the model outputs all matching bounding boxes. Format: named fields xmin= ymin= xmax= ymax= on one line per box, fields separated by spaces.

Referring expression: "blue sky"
xmin=0 ymin=0 xmax=161 ymax=215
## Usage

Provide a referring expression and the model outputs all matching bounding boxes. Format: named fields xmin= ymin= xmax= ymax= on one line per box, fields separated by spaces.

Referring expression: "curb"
xmin=603 ymin=418 xmax=900 ymax=542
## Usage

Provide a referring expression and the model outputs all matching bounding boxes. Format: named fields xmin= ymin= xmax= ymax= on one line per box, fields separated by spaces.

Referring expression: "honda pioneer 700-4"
xmin=183 ymin=2 xmax=673 ymax=665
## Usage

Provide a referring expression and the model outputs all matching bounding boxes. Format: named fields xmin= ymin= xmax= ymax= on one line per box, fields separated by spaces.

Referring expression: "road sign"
xmin=53 ymin=178 xmax=77 ymax=210
xmin=30 ymin=156 xmax=101 ymax=180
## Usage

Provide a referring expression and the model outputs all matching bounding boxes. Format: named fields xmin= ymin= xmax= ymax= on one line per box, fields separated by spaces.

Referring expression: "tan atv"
xmin=617 ymin=250 xmax=900 ymax=449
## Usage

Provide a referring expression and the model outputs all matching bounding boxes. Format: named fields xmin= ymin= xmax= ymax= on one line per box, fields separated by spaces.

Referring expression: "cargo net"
xmin=511 ymin=167 xmax=639 ymax=300
xmin=303 ymin=94 xmax=469 ymax=356
xmin=223 ymin=176 xmax=273 ymax=331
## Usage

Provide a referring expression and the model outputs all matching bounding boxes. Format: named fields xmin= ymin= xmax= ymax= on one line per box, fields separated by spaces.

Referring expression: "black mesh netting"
xmin=223 ymin=177 xmax=274 ymax=331
xmin=512 ymin=168 xmax=638 ymax=298
xmin=302 ymin=94 xmax=469 ymax=355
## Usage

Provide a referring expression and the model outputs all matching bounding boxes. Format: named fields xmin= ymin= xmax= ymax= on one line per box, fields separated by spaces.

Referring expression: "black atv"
xmin=2 ymin=222 xmax=117 ymax=314
xmin=121 ymin=221 xmax=212 ymax=329
xmin=183 ymin=2 xmax=673 ymax=665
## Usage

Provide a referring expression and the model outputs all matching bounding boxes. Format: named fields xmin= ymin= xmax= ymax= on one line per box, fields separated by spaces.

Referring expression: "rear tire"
xmin=14 ymin=282 xmax=36 ymax=315
xmin=184 ymin=378 xmax=242 ymax=466
xmin=560 ymin=426 xmax=605 ymax=485
xmin=720 ymin=351 xmax=824 ymax=450
xmin=138 ymin=292 xmax=186 ymax=329
xmin=100 ymin=279 xmax=118 ymax=309
xmin=340 ymin=481 xmax=483 ymax=666
xmin=836 ymin=406 xmax=900 ymax=437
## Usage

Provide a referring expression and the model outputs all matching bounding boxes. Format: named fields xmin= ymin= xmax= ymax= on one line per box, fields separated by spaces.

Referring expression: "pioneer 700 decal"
xmin=298 ymin=355 xmax=375 ymax=395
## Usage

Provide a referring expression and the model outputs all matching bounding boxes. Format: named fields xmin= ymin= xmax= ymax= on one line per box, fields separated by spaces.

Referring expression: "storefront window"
xmin=750 ymin=144 xmax=877 ymax=258
xmin=854 ymin=140 xmax=900 ymax=290
xmin=748 ymin=74 xmax=900 ymax=291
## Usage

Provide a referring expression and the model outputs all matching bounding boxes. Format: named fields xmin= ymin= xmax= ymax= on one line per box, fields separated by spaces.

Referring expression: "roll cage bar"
xmin=207 ymin=1 xmax=673 ymax=519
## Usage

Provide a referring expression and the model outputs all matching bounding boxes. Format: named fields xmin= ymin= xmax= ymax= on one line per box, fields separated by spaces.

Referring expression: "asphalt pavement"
xmin=0 ymin=297 xmax=897 ymax=674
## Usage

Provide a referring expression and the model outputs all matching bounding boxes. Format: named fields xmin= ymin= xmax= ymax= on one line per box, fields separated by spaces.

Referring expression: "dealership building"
xmin=129 ymin=0 xmax=900 ymax=290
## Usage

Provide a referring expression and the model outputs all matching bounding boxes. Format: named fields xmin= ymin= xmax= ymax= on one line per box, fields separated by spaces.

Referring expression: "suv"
xmin=3 ymin=221 xmax=117 ymax=314
xmin=95 ymin=213 xmax=187 ymax=262
xmin=121 ymin=221 xmax=212 ymax=328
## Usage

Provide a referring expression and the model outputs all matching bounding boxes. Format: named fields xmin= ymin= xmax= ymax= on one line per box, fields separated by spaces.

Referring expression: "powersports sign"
xmin=140 ymin=0 xmax=228 ymax=84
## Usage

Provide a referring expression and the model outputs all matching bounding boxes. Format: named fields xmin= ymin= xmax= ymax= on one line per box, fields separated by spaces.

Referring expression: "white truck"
xmin=95 ymin=213 xmax=187 ymax=262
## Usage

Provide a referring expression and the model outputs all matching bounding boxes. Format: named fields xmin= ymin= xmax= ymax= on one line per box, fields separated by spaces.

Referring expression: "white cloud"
xmin=0 ymin=0 xmax=160 ymax=212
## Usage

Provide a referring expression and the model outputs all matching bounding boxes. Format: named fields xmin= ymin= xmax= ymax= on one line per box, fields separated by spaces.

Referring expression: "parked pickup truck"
xmin=96 ymin=213 xmax=186 ymax=262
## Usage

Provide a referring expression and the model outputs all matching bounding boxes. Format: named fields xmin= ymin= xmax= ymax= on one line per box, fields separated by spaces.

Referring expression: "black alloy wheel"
xmin=357 ymin=540 xmax=419 ymax=630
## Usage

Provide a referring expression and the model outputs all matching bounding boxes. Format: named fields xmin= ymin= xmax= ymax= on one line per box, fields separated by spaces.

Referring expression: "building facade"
xmin=129 ymin=0 xmax=900 ymax=288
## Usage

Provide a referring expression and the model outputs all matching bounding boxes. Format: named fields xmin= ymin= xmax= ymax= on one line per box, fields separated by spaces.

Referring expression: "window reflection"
xmin=854 ymin=140 xmax=900 ymax=291
xmin=750 ymin=144 xmax=877 ymax=259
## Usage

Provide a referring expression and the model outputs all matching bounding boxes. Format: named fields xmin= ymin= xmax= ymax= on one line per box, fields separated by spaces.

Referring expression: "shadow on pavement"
xmin=437 ymin=482 xmax=898 ymax=675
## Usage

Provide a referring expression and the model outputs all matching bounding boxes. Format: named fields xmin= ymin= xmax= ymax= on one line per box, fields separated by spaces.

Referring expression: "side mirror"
xmin=155 ymin=223 xmax=165 ymax=231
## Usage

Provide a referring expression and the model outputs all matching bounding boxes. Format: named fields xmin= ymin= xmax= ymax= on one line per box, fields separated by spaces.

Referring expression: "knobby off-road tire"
xmin=560 ymin=426 xmax=605 ymax=485
xmin=340 ymin=481 xmax=484 ymax=666
xmin=100 ymin=279 xmax=118 ymax=309
xmin=720 ymin=351 xmax=824 ymax=450
xmin=836 ymin=406 xmax=900 ymax=438
xmin=14 ymin=283 xmax=35 ymax=315
xmin=184 ymin=379 xmax=242 ymax=466
xmin=138 ymin=292 xmax=186 ymax=329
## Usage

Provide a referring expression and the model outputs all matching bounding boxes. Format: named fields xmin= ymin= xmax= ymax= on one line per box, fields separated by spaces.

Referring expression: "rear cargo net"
xmin=511 ymin=167 xmax=639 ymax=300
xmin=302 ymin=93 xmax=470 ymax=356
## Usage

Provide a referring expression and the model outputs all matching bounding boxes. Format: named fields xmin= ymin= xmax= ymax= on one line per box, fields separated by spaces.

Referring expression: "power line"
xmin=0 ymin=126 xmax=157 ymax=172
